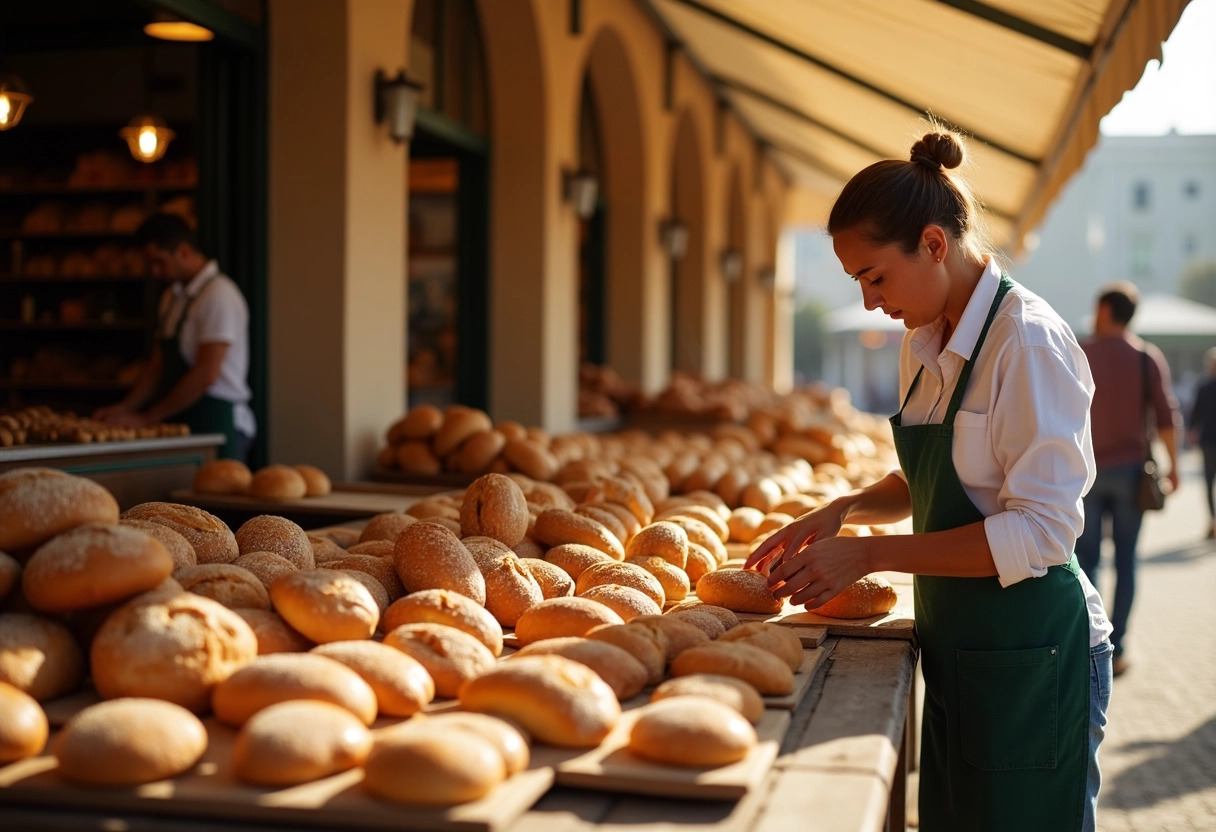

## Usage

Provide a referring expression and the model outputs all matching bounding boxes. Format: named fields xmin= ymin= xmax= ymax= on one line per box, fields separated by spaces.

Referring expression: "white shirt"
xmin=160 ymin=260 xmax=256 ymax=438
xmin=895 ymin=258 xmax=1112 ymax=646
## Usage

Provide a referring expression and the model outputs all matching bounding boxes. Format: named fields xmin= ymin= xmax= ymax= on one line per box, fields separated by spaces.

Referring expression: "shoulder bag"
xmin=1137 ymin=350 xmax=1167 ymax=512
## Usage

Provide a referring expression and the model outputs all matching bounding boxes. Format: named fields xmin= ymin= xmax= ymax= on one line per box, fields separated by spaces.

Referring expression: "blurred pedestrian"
xmin=1187 ymin=346 xmax=1216 ymax=539
xmin=1076 ymin=282 xmax=1181 ymax=678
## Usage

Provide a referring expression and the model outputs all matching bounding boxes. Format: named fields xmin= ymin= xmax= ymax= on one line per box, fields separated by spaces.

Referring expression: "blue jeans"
xmin=1076 ymin=464 xmax=1143 ymax=656
xmin=1084 ymin=640 xmax=1114 ymax=832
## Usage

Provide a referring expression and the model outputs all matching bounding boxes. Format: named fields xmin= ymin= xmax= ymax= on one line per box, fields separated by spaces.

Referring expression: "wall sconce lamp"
xmin=121 ymin=114 xmax=175 ymax=163
xmin=144 ymin=13 xmax=214 ymax=41
xmin=757 ymin=265 xmax=776 ymax=290
xmin=375 ymin=69 xmax=423 ymax=143
xmin=659 ymin=218 xmax=689 ymax=261
xmin=563 ymin=168 xmax=599 ymax=220
xmin=0 ymin=73 xmax=34 ymax=131
xmin=719 ymin=248 xmax=743 ymax=283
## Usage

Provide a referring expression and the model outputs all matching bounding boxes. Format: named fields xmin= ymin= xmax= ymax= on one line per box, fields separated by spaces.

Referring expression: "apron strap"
xmin=167 ymin=274 xmax=220 ymax=342
xmin=941 ymin=273 xmax=1014 ymax=428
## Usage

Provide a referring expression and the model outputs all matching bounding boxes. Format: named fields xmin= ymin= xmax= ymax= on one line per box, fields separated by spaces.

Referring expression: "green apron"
xmin=891 ymin=274 xmax=1090 ymax=831
xmin=158 ymin=275 xmax=241 ymax=459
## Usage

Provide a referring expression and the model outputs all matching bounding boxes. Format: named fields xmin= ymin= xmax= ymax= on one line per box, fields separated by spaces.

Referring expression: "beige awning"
xmin=647 ymin=0 xmax=1192 ymax=252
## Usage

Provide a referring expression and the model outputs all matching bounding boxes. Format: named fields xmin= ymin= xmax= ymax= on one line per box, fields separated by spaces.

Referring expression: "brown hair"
xmin=827 ymin=130 xmax=988 ymax=260
xmin=1097 ymin=281 xmax=1139 ymax=325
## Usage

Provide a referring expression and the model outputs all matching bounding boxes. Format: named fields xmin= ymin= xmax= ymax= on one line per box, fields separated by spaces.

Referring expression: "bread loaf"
xmin=381 ymin=622 xmax=495 ymax=698
xmin=311 ymin=640 xmax=434 ymax=716
xmin=211 ymin=652 xmax=378 ymax=726
xmin=520 ymin=558 xmax=575 ymax=599
xmin=585 ymin=623 xmax=666 ymax=685
xmin=806 ymin=574 xmax=898 ymax=619
xmin=232 ymin=608 xmax=313 ymax=654
xmin=22 ymin=523 xmax=173 ymax=612
xmin=533 ymin=510 xmax=624 ymax=560
xmin=0 ymin=468 xmax=119 ymax=554
xmin=670 ymin=642 xmax=794 ymax=695
xmin=513 ymin=637 xmax=647 ymax=700
xmin=627 ymin=615 xmax=710 ymax=662
xmin=235 ymin=515 xmax=315 ymax=570
xmin=718 ymin=621 xmax=803 ymax=671
xmin=650 ymin=674 xmax=764 ymax=724
xmin=381 ymin=588 xmax=503 ymax=656
xmin=578 ymin=584 xmax=662 ymax=621
xmin=294 ymin=464 xmax=332 ymax=497
xmin=54 ymin=698 xmax=208 ymax=786
xmin=0 ymin=682 xmax=47 ymax=762
xmin=362 ymin=724 xmax=506 ymax=806
xmin=624 ymin=521 xmax=688 ymax=569
xmin=269 ymin=569 xmax=380 ymax=643
xmin=232 ymin=700 xmax=372 ymax=785
xmin=193 ymin=459 xmax=252 ymax=495
xmin=628 ymin=696 xmax=757 ymax=767
xmin=174 ymin=564 xmax=271 ymax=610
xmin=544 ymin=543 xmax=613 ymax=580
xmin=0 ymin=613 xmax=84 ymax=700
xmin=513 ymin=597 xmax=624 ymax=645
xmin=461 ymin=473 xmax=529 ymax=546
xmin=247 ymin=464 xmax=307 ymax=500
xmin=121 ymin=502 xmax=238 ymax=564
xmin=393 ymin=522 xmax=485 ymax=604
xmin=694 ymin=569 xmax=783 ymax=614
xmin=358 ymin=512 xmax=416 ymax=544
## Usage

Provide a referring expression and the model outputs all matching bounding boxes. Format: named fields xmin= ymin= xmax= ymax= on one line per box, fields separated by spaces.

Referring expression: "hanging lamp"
xmin=0 ymin=72 xmax=34 ymax=131
xmin=121 ymin=114 xmax=176 ymax=163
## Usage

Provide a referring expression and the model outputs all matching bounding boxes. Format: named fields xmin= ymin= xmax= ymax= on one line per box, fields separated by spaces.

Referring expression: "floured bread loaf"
xmin=806 ymin=574 xmax=897 ymax=619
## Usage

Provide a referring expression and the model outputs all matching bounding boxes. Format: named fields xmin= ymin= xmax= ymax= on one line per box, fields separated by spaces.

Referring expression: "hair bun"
xmin=910 ymin=132 xmax=964 ymax=171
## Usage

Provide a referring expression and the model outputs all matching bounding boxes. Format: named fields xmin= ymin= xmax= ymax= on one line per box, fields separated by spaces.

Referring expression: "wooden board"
xmin=760 ymin=647 xmax=827 ymax=710
xmin=169 ymin=488 xmax=424 ymax=520
xmin=0 ymin=717 xmax=553 ymax=832
xmin=370 ymin=468 xmax=478 ymax=489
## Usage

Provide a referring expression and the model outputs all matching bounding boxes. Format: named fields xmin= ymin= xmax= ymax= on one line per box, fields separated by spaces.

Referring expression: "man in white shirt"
xmin=94 ymin=213 xmax=255 ymax=461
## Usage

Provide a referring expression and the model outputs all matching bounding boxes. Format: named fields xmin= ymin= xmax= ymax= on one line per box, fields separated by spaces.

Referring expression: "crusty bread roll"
xmin=727 ymin=507 xmax=766 ymax=544
xmin=381 ymin=589 xmax=503 ymax=656
xmin=695 ymin=569 xmax=783 ymax=615
xmin=247 ymin=464 xmax=307 ymax=500
xmin=576 ymin=561 xmax=665 ymax=608
xmin=461 ymin=535 xmax=517 ymax=571
xmin=513 ymin=596 xmax=624 ymax=646
xmin=212 ymin=652 xmax=378 ymax=726
xmin=233 ymin=699 xmax=372 ymax=785
xmin=661 ymin=515 xmax=728 ymax=565
xmin=513 ymin=637 xmax=647 ymax=700
xmin=578 ymin=584 xmax=662 ymax=622
xmin=325 ymin=555 xmax=404 ymax=601
xmin=311 ymin=640 xmax=434 ymax=716
xmin=54 ymin=698 xmax=207 ymax=786
xmin=502 ymin=438 xmax=559 ymax=481
xmin=629 ymin=696 xmax=757 ymax=767
xmin=595 ymin=501 xmax=643 ymax=542
xmin=449 ymin=429 xmax=507 ymax=474
xmin=460 ymin=654 xmax=620 ymax=748
xmin=461 ymin=473 xmax=529 ymax=546
xmin=175 ymin=564 xmax=271 ymax=610
xmin=0 ymin=551 xmax=19 ymax=600
xmin=393 ymin=521 xmax=485 ymax=605
xmin=120 ymin=519 xmax=197 ymax=571
xmin=235 ymin=515 xmax=315 ymax=570
xmin=422 ymin=712 xmax=529 ymax=775
xmin=599 ymin=476 xmax=655 ymax=525
xmin=233 ymin=608 xmax=313 ymax=654
xmin=627 ymin=616 xmax=711 ymax=663
xmin=806 ymin=574 xmax=898 ymax=619
xmin=574 ymin=504 xmax=630 ymax=546
xmin=381 ymin=623 xmax=495 ymax=698
xmin=670 ymin=642 xmax=794 ymax=695
xmin=479 ymin=554 xmax=543 ymax=627
xmin=0 ymin=681 xmax=48 ymax=762
xmin=293 ymin=464 xmax=332 ymax=497
xmin=718 ymin=621 xmax=803 ymax=671
xmin=231 ymin=551 xmax=297 ymax=589
xmin=665 ymin=601 xmax=740 ymax=630
xmin=585 ymin=623 xmax=666 ymax=685
xmin=394 ymin=441 xmax=442 ymax=476
xmin=121 ymin=502 xmax=238 ymax=565
xmin=626 ymin=555 xmax=690 ymax=603
xmin=22 ymin=523 xmax=173 ymax=613
xmin=651 ymin=674 xmax=764 ymax=724
xmin=308 ymin=534 xmax=347 ymax=564
xmin=389 ymin=403 xmax=444 ymax=442
xmin=0 ymin=467 xmax=119 ymax=554
xmin=0 ymin=613 xmax=83 ymax=701
xmin=193 ymin=459 xmax=252 ymax=495
xmin=91 ymin=590 xmax=258 ymax=711
xmin=685 ymin=543 xmax=718 ymax=585
xmin=362 ymin=723 xmax=506 ymax=806
xmin=358 ymin=512 xmax=416 ymax=544
xmin=544 ymin=543 xmax=613 ymax=580
xmin=665 ymin=609 xmax=726 ymax=639
xmin=313 ymin=527 xmax=361 ymax=549
xmin=405 ymin=495 xmax=461 ymax=522
xmin=336 ymin=570 xmax=391 ymax=614
xmin=434 ymin=406 xmax=493 ymax=457
xmin=625 ymin=522 xmax=688 ymax=569
xmin=269 ymin=569 xmax=380 ymax=643
xmin=347 ymin=540 xmax=394 ymax=558
xmin=511 ymin=537 xmax=545 ymax=559
xmin=533 ymin=509 xmax=624 ymax=560
xmin=520 ymin=558 xmax=575 ymax=599
xmin=656 ymin=505 xmax=729 ymax=544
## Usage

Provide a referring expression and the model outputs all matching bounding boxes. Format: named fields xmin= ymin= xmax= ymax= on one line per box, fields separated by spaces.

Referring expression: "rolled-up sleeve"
xmin=984 ymin=342 xmax=1095 ymax=587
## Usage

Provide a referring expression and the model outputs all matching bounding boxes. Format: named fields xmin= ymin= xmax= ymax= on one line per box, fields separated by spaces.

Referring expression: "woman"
xmin=746 ymin=131 xmax=1113 ymax=832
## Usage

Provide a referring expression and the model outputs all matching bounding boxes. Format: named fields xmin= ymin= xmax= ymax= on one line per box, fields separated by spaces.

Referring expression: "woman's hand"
xmin=765 ymin=535 xmax=873 ymax=610
xmin=743 ymin=503 xmax=846 ymax=576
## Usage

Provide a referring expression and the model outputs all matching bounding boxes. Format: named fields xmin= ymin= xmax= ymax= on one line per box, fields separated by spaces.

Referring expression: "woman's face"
xmin=832 ymin=227 xmax=948 ymax=330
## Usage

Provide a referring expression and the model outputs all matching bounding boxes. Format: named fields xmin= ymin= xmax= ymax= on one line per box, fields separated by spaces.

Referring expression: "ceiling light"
xmin=0 ymin=73 xmax=34 ymax=131
xmin=144 ymin=17 xmax=214 ymax=42
xmin=121 ymin=115 xmax=175 ymax=163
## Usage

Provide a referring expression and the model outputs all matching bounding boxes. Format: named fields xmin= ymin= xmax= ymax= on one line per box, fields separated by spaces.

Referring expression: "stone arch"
xmin=671 ymin=108 xmax=709 ymax=374
xmin=725 ymin=164 xmax=748 ymax=378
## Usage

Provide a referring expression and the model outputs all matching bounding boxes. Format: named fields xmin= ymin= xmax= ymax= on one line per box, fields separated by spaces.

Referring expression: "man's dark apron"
xmin=891 ymin=275 xmax=1090 ymax=831
xmin=158 ymin=277 xmax=240 ymax=459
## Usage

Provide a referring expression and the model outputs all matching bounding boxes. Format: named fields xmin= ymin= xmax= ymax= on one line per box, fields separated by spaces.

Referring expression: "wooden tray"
xmin=761 ymin=647 xmax=827 ymax=710
xmin=370 ymin=468 xmax=478 ymax=489
xmin=0 ymin=717 xmax=553 ymax=832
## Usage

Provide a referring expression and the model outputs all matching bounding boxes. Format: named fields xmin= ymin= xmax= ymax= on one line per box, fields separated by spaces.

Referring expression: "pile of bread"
xmin=0 ymin=406 xmax=189 ymax=447
xmin=192 ymin=459 xmax=332 ymax=501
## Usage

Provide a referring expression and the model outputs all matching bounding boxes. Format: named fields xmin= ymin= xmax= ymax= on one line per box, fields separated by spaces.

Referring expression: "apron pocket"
xmin=956 ymin=645 xmax=1058 ymax=771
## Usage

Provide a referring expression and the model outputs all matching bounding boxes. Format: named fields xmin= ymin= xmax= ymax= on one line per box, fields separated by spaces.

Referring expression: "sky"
xmin=1099 ymin=0 xmax=1216 ymax=135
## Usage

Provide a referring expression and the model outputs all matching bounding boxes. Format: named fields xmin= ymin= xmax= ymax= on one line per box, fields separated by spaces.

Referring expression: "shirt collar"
xmin=173 ymin=260 xmax=219 ymax=298
xmin=906 ymin=256 xmax=1002 ymax=374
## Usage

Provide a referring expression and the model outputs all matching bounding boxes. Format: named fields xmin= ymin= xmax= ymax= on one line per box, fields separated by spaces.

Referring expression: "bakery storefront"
xmin=0 ymin=1 xmax=1192 ymax=830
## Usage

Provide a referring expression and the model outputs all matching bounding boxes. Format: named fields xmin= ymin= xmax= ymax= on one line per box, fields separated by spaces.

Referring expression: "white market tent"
xmin=1133 ymin=294 xmax=1216 ymax=336
xmin=645 ymin=0 xmax=1193 ymax=252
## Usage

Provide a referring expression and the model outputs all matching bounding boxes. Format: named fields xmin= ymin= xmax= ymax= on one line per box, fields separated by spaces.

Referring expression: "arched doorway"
xmin=670 ymin=110 xmax=706 ymax=374
xmin=725 ymin=166 xmax=747 ymax=378
xmin=576 ymin=75 xmax=607 ymax=369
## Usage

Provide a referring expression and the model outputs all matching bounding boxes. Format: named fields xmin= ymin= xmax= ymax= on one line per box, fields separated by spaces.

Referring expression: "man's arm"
xmin=93 ymin=346 xmax=163 ymax=420
xmin=141 ymin=341 xmax=229 ymax=424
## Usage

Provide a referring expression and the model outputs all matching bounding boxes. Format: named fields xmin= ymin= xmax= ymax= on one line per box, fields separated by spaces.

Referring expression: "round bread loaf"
xmin=695 ymin=569 xmax=783 ymax=615
xmin=91 ymin=591 xmax=258 ymax=711
xmin=120 ymin=519 xmax=196 ymax=570
xmin=390 ymin=403 xmax=444 ymax=442
xmin=502 ymin=438 xmax=559 ymax=481
xmin=293 ymin=464 xmax=332 ymax=497
xmin=232 ymin=699 xmax=372 ymax=785
xmin=596 ymin=501 xmax=642 ymax=542
xmin=627 ymin=616 xmax=710 ymax=662
xmin=406 ymin=496 xmax=461 ymax=522
xmin=0 ymin=682 xmax=48 ymax=762
xmin=434 ymin=407 xmax=493 ymax=457
xmin=233 ymin=608 xmax=313 ymax=654
xmin=347 ymin=540 xmax=394 ymax=558
xmin=660 ymin=516 xmax=728 ymax=565
xmin=651 ymin=674 xmax=765 ymax=724
xmin=656 ymin=492 xmax=731 ymax=521
xmin=585 ymin=623 xmax=666 ymax=685
xmin=576 ymin=561 xmax=665 ymax=608
xmin=806 ymin=574 xmax=898 ymax=619
xmin=393 ymin=522 xmax=485 ymax=605
xmin=0 ymin=613 xmax=83 ymax=701
xmin=656 ymin=505 xmax=729 ymax=544
xmin=0 ymin=468 xmax=119 ymax=554
xmin=520 ymin=558 xmax=574 ymax=599
xmin=381 ymin=623 xmax=495 ymax=698
xmin=685 ymin=543 xmax=718 ymax=585
xmin=325 ymin=555 xmax=404 ymax=601
xmin=313 ymin=527 xmax=361 ymax=549
xmin=235 ymin=515 xmax=314 ymax=570
xmin=231 ymin=551 xmax=297 ymax=589
xmin=0 ymin=551 xmax=19 ymax=600
xmin=422 ymin=712 xmax=529 ymax=775
xmin=358 ymin=512 xmax=416 ymax=544
xmin=211 ymin=652 xmax=378 ymax=726
xmin=121 ymin=502 xmax=238 ymax=565
xmin=269 ymin=569 xmax=380 ymax=643
xmin=665 ymin=609 xmax=726 ymax=639
xmin=665 ymin=601 xmax=740 ymax=630
xmin=670 ymin=642 xmax=794 ymax=695
xmin=311 ymin=640 xmax=434 ymax=716
xmin=337 ymin=570 xmax=391 ymax=614
xmin=574 ymin=505 xmax=630 ymax=546
xmin=727 ymin=507 xmax=766 ymax=543
xmin=599 ymin=476 xmax=655 ymax=525
xmin=625 ymin=555 xmax=690 ymax=603
xmin=381 ymin=589 xmax=503 ymax=656
xmin=718 ymin=622 xmax=803 ymax=671
xmin=624 ymin=522 xmax=688 ymax=569
xmin=533 ymin=510 xmax=624 ymax=560
xmin=629 ymin=696 xmax=757 ymax=767
xmin=192 ymin=459 xmax=252 ymax=495
xmin=459 ymin=654 xmax=620 ymax=748
xmin=513 ymin=637 xmax=647 ymax=700
xmin=511 ymin=537 xmax=545 ymax=560
xmin=578 ymin=584 xmax=661 ymax=621
xmin=461 ymin=473 xmax=528 ymax=546
xmin=247 ymin=464 xmax=307 ymax=500
xmin=54 ymin=698 xmax=207 ymax=786
xmin=449 ymin=428 xmax=507 ymax=474
xmin=308 ymin=534 xmax=347 ymax=564
xmin=175 ymin=564 xmax=271 ymax=610
xmin=22 ymin=523 xmax=173 ymax=613
xmin=395 ymin=441 xmax=442 ymax=476
xmin=479 ymin=555 xmax=543 ymax=627
xmin=362 ymin=724 xmax=505 ymax=806
xmin=513 ymin=597 xmax=624 ymax=646
xmin=461 ymin=535 xmax=516 ymax=571
xmin=544 ymin=543 xmax=613 ymax=580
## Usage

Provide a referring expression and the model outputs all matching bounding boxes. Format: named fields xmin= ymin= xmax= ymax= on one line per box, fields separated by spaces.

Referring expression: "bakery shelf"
xmin=0 ymin=181 xmax=196 ymax=196
xmin=0 ymin=320 xmax=146 ymax=331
